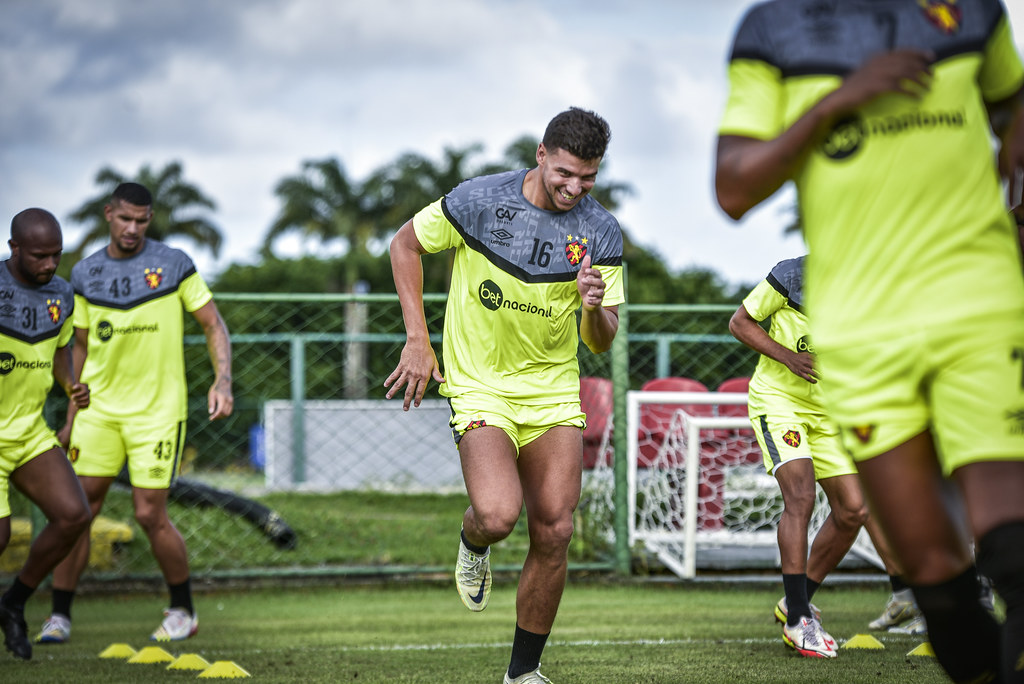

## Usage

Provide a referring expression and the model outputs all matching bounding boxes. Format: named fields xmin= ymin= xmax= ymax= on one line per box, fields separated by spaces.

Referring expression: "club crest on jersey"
xmin=144 ymin=267 xmax=163 ymax=290
xmin=852 ymin=425 xmax=876 ymax=444
xmin=464 ymin=420 xmax=487 ymax=432
xmin=565 ymin=234 xmax=588 ymax=266
xmin=68 ymin=447 xmax=79 ymax=463
xmin=919 ymin=0 xmax=961 ymax=35
xmin=46 ymin=298 xmax=61 ymax=323
xmin=782 ymin=430 xmax=801 ymax=448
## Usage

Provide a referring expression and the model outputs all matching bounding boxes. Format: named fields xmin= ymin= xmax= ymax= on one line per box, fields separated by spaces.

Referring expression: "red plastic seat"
xmin=580 ymin=376 xmax=614 ymax=468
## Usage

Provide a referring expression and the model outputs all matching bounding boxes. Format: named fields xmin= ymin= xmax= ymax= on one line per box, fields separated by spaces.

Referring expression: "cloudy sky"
xmin=2 ymin=1 xmax=1023 ymax=288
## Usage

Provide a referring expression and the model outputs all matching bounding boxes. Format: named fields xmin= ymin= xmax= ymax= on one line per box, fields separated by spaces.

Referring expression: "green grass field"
xmin=1 ymin=581 xmax=948 ymax=683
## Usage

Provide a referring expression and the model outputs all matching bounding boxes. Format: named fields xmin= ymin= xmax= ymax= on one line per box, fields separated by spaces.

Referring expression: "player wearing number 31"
xmin=386 ymin=107 xmax=625 ymax=684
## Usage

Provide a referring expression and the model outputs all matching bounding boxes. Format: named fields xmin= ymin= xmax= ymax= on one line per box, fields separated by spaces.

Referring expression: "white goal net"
xmin=625 ymin=390 xmax=882 ymax=579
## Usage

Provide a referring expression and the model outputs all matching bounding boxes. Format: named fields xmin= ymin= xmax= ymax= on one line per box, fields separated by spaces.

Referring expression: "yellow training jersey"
xmin=414 ymin=169 xmax=625 ymax=405
xmin=719 ymin=0 xmax=1024 ymax=349
xmin=744 ymin=257 xmax=823 ymax=415
xmin=0 ymin=264 xmax=74 ymax=438
xmin=71 ymin=240 xmax=213 ymax=422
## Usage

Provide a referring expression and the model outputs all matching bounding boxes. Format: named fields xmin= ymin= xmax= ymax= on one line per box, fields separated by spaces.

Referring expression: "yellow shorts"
xmin=750 ymin=411 xmax=855 ymax=480
xmin=448 ymin=391 xmax=586 ymax=451
xmin=819 ymin=311 xmax=1024 ymax=476
xmin=0 ymin=419 xmax=61 ymax=518
xmin=69 ymin=411 xmax=186 ymax=489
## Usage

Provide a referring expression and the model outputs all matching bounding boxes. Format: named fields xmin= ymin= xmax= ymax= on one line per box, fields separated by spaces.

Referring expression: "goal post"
xmin=625 ymin=390 xmax=882 ymax=579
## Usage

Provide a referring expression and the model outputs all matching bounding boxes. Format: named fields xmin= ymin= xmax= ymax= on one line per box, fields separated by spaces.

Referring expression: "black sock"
xmin=168 ymin=578 xmax=194 ymax=616
xmin=507 ymin=624 xmax=549 ymax=679
xmin=782 ymin=573 xmax=811 ymax=627
xmin=805 ymin=578 xmax=821 ymax=602
xmin=460 ymin=529 xmax=488 ymax=555
xmin=51 ymin=589 xmax=75 ymax=620
xmin=890 ymin=575 xmax=908 ymax=593
xmin=2 ymin=577 xmax=35 ymax=611
xmin=977 ymin=521 xmax=1024 ymax=684
xmin=912 ymin=566 xmax=999 ymax=683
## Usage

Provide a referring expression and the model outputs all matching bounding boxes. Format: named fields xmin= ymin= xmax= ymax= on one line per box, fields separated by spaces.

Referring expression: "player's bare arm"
xmin=988 ymin=85 xmax=1024 ymax=205
xmin=716 ymin=49 xmax=933 ymax=220
xmin=52 ymin=340 xmax=88 ymax=447
xmin=385 ymin=220 xmax=444 ymax=411
xmin=58 ymin=326 xmax=90 ymax=445
xmin=729 ymin=304 xmax=816 ymax=383
xmin=192 ymin=300 xmax=234 ymax=420
xmin=576 ymin=254 xmax=618 ymax=353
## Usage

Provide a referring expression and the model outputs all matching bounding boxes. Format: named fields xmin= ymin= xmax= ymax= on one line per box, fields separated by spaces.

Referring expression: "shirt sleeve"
xmin=413 ymin=199 xmax=464 ymax=254
xmin=979 ymin=10 xmax=1024 ymax=102
xmin=180 ymin=271 xmax=214 ymax=313
xmin=742 ymin=278 xmax=786 ymax=322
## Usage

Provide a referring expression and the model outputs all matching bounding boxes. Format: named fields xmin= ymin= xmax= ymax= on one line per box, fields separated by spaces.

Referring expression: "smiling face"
xmin=531 ymin=143 xmax=601 ymax=212
xmin=105 ymin=198 xmax=152 ymax=258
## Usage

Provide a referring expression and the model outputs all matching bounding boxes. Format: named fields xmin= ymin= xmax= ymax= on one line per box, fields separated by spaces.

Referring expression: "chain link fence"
xmin=2 ymin=292 xmax=761 ymax=582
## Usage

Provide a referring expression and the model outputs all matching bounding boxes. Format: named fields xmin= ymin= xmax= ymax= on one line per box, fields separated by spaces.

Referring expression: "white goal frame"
xmin=626 ymin=390 xmax=882 ymax=579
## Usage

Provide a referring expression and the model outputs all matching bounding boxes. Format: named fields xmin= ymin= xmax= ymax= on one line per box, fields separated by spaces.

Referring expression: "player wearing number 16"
xmin=37 ymin=182 xmax=233 ymax=646
xmin=385 ymin=108 xmax=625 ymax=684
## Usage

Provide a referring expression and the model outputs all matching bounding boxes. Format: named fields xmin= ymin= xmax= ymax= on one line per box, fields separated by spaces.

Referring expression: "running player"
xmin=731 ymin=255 xmax=914 ymax=658
xmin=715 ymin=2 xmax=1024 ymax=681
xmin=37 ymin=182 xmax=233 ymax=644
xmin=0 ymin=209 xmax=91 ymax=660
xmin=385 ymin=107 xmax=624 ymax=684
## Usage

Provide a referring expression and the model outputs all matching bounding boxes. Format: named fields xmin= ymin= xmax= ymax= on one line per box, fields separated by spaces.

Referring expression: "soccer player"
xmin=385 ymin=107 xmax=624 ymax=684
xmin=0 ymin=209 xmax=92 ymax=660
xmin=730 ymin=255 xmax=916 ymax=658
xmin=37 ymin=182 xmax=233 ymax=644
xmin=715 ymin=2 xmax=1024 ymax=681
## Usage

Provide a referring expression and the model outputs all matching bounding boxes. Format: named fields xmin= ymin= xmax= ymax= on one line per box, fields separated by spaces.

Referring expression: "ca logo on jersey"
xmin=565 ymin=234 xmax=588 ymax=266
xmin=46 ymin=298 xmax=62 ymax=323
xmin=145 ymin=267 xmax=163 ymax=289
xmin=919 ymin=0 xmax=961 ymax=35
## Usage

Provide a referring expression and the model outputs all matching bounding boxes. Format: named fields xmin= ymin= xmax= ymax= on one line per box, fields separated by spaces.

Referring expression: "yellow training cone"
xmin=98 ymin=643 xmax=137 ymax=659
xmin=198 ymin=661 xmax=252 ymax=678
xmin=168 ymin=653 xmax=211 ymax=670
xmin=843 ymin=634 xmax=885 ymax=649
xmin=907 ymin=642 xmax=936 ymax=657
xmin=127 ymin=645 xmax=175 ymax=663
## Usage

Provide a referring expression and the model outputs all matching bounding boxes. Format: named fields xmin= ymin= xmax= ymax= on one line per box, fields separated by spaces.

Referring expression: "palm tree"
xmin=67 ymin=162 xmax=222 ymax=264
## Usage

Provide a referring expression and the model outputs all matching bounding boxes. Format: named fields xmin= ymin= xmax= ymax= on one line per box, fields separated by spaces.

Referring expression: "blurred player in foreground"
xmin=716 ymin=2 xmax=1024 ymax=681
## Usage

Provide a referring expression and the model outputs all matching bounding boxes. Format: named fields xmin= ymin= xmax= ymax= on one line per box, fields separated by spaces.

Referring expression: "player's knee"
xmin=530 ymin=515 xmax=575 ymax=553
xmin=60 ymin=504 xmax=92 ymax=540
xmin=835 ymin=502 xmax=869 ymax=532
xmin=133 ymin=505 xmax=170 ymax=534
xmin=473 ymin=506 xmax=519 ymax=542
xmin=976 ymin=520 xmax=1024 ymax=609
xmin=781 ymin=491 xmax=815 ymax=521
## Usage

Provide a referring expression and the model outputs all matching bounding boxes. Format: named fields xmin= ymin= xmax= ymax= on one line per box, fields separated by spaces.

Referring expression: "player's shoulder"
xmin=765 ymin=255 xmax=806 ymax=301
xmin=445 ymin=170 xmax=525 ymax=207
xmin=730 ymin=0 xmax=802 ymax=60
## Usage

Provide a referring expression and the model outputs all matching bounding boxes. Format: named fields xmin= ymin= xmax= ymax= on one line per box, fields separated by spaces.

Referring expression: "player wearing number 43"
xmin=386 ymin=107 xmax=625 ymax=684
xmin=0 ymin=209 xmax=92 ymax=661
xmin=36 ymin=182 xmax=234 ymax=646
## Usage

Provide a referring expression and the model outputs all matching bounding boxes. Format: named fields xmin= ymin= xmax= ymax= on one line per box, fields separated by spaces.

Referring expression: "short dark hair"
xmin=112 ymin=182 xmax=153 ymax=208
xmin=542 ymin=107 xmax=611 ymax=161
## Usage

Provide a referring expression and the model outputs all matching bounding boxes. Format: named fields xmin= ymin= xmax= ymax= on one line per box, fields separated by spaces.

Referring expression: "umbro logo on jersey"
xmin=0 ymin=304 xmax=14 ymax=318
xmin=489 ymin=229 xmax=514 ymax=248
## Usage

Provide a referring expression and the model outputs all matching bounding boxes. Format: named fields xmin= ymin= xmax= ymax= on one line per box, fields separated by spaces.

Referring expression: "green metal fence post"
xmin=290 ymin=336 xmax=306 ymax=484
xmin=611 ymin=268 xmax=631 ymax=575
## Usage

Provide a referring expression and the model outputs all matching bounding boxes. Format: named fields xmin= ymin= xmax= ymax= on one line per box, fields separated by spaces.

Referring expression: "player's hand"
xmin=68 ymin=381 xmax=89 ymax=409
xmin=823 ymin=49 xmax=933 ymax=117
xmin=384 ymin=339 xmax=445 ymax=411
xmin=784 ymin=350 xmax=818 ymax=384
xmin=208 ymin=376 xmax=234 ymax=420
xmin=576 ymin=254 xmax=606 ymax=311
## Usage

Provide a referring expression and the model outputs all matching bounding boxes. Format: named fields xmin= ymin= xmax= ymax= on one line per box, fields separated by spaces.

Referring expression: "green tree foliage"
xmin=60 ymin=161 xmax=221 ymax=278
